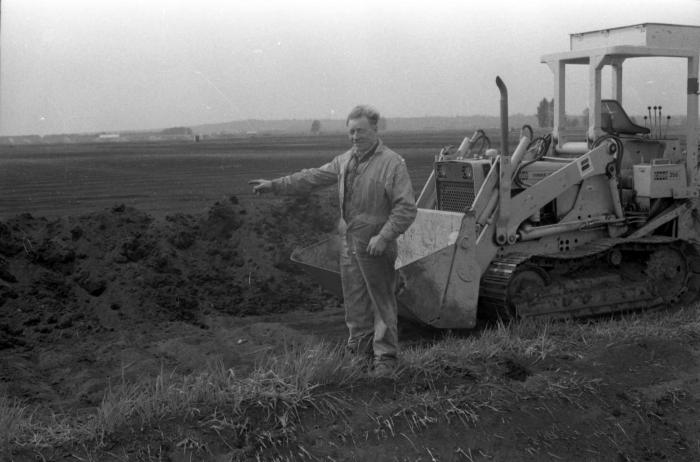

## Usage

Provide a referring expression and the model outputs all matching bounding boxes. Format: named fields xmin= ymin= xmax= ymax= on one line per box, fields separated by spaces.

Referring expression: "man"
xmin=249 ymin=105 xmax=417 ymax=377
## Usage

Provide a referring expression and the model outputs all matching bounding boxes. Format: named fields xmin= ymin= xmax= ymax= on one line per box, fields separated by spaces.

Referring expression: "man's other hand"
xmin=367 ymin=235 xmax=387 ymax=256
xmin=249 ymin=179 xmax=273 ymax=194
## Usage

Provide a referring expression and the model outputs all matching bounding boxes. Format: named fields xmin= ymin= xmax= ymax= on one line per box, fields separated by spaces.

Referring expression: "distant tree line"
xmin=311 ymin=118 xmax=388 ymax=134
xmin=537 ymin=99 xmax=592 ymax=128
xmin=161 ymin=126 xmax=193 ymax=135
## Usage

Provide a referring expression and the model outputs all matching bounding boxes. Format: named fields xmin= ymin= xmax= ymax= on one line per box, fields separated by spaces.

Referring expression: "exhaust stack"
xmin=496 ymin=76 xmax=509 ymax=155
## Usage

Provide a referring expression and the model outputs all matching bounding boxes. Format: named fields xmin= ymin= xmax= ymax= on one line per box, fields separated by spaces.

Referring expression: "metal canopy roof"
xmin=541 ymin=23 xmax=700 ymax=65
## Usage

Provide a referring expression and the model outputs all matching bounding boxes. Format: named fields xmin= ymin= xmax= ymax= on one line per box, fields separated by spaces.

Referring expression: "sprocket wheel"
xmin=645 ymin=247 xmax=688 ymax=303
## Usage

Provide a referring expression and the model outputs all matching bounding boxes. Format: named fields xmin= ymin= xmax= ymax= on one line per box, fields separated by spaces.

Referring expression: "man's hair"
xmin=346 ymin=105 xmax=380 ymax=128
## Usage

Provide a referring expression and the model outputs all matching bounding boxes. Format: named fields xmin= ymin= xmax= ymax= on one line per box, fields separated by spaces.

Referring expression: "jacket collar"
xmin=351 ymin=139 xmax=383 ymax=163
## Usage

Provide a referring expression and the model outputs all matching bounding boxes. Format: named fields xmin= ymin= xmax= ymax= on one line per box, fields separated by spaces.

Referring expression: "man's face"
xmin=347 ymin=116 xmax=378 ymax=153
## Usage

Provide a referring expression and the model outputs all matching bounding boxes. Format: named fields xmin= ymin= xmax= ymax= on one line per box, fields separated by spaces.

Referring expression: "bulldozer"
xmin=293 ymin=23 xmax=700 ymax=328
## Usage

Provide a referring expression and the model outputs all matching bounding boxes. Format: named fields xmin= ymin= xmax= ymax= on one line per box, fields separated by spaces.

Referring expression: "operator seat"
xmin=601 ymin=99 xmax=650 ymax=136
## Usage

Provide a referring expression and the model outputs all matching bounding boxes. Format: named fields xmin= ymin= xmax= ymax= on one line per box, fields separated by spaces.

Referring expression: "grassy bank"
xmin=3 ymin=306 xmax=700 ymax=461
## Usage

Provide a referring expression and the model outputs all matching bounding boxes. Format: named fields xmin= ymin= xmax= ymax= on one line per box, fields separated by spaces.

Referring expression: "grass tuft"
xmin=253 ymin=339 xmax=361 ymax=388
xmin=0 ymin=395 xmax=29 ymax=447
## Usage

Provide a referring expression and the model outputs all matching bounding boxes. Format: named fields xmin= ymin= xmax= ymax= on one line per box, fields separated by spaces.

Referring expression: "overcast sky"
xmin=2 ymin=0 xmax=700 ymax=136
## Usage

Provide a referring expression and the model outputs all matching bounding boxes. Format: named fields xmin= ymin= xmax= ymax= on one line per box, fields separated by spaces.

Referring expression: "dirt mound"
xmin=0 ymin=193 xmax=339 ymax=351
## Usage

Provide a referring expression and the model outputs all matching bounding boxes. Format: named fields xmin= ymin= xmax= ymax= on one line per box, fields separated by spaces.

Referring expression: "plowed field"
xmin=1 ymin=133 xmax=699 ymax=461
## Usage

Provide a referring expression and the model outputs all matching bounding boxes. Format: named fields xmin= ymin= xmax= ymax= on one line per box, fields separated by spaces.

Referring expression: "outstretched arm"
xmin=271 ymin=161 xmax=339 ymax=195
xmin=252 ymin=157 xmax=341 ymax=196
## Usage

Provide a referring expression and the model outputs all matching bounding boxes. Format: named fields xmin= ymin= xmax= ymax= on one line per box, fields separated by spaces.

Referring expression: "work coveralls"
xmin=271 ymin=140 xmax=417 ymax=365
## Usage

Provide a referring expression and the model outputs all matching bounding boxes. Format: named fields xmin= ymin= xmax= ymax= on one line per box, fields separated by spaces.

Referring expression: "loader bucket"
xmin=395 ymin=209 xmax=480 ymax=328
xmin=290 ymin=235 xmax=342 ymax=296
xmin=290 ymin=209 xmax=481 ymax=329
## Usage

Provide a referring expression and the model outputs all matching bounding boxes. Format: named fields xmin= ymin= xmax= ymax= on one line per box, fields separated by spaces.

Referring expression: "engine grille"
xmin=437 ymin=180 xmax=476 ymax=212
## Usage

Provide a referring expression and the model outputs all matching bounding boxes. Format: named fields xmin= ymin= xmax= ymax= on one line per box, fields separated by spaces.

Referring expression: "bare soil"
xmin=0 ymin=191 xmax=343 ymax=399
xmin=1 ymin=138 xmax=699 ymax=461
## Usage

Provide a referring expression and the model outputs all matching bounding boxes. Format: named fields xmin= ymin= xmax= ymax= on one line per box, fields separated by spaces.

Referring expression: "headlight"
xmin=436 ymin=164 xmax=447 ymax=178
xmin=461 ymin=164 xmax=473 ymax=180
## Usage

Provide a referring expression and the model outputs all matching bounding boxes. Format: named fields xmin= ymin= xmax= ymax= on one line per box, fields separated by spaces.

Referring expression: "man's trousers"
xmin=340 ymin=234 xmax=399 ymax=365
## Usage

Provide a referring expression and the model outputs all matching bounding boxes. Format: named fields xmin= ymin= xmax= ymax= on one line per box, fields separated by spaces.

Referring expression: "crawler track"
xmin=479 ymin=237 xmax=694 ymax=320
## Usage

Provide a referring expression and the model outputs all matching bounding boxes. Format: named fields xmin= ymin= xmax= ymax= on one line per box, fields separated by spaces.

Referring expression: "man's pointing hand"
xmin=249 ymin=179 xmax=273 ymax=194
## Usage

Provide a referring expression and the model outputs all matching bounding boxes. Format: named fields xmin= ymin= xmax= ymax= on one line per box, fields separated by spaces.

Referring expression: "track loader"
xmin=293 ymin=23 xmax=700 ymax=328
